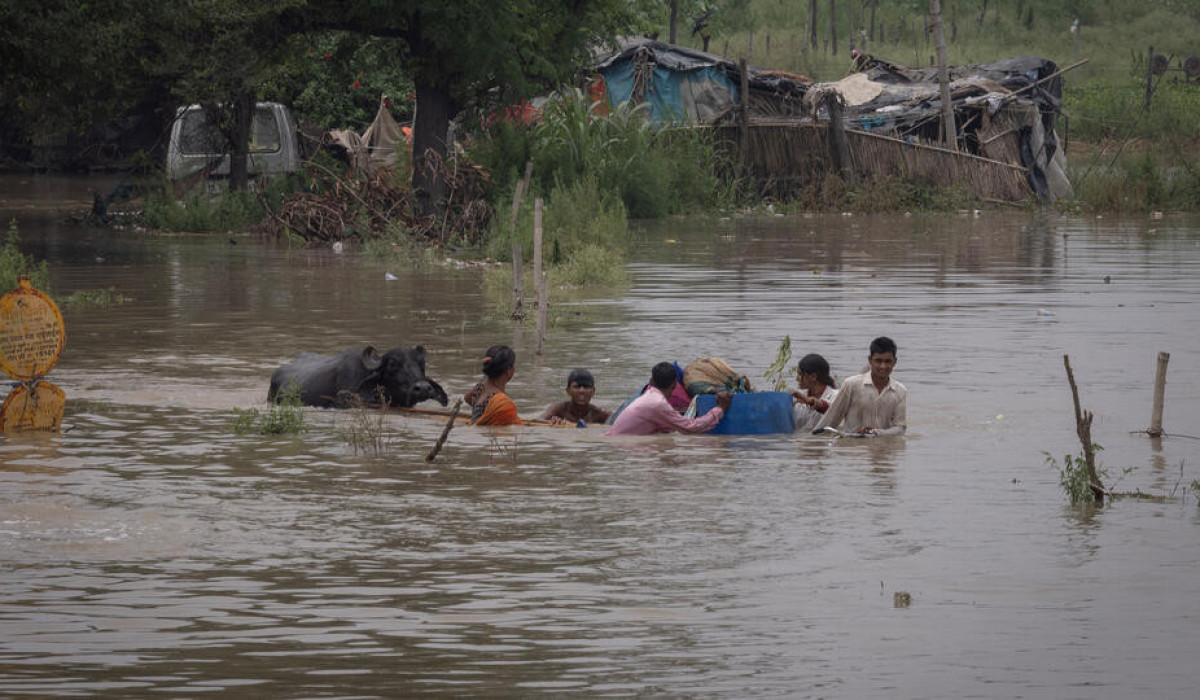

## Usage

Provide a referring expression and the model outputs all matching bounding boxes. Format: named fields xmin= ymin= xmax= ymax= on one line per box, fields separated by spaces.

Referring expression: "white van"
xmin=166 ymin=102 xmax=303 ymax=184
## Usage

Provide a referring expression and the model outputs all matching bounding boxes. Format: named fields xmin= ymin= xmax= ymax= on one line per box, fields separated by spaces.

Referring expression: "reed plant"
xmin=336 ymin=393 xmax=394 ymax=456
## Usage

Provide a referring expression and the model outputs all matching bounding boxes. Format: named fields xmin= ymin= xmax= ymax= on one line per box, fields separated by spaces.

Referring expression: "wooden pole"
xmin=1063 ymin=354 xmax=1105 ymax=504
xmin=1148 ymin=351 xmax=1170 ymax=437
xmin=510 ymin=243 xmax=525 ymax=321
xmin=738 ymin=56 xmax=750 ymax=178
xmin=930 ymin=0 xmax=957 ymax=150
xmin=425 ymin=398 xmax=463 ymax=461
xmin=532 ymin=197 xmax=543 ymax=301
xmin=509 ymin=161 xmax=532 ymax=321
xmin=1144 ymin=45 xmax=1155 ymax=112
xmin=535 ymin=272 xmax=549 ymax=356
xmin=824 ymin=91 xmax=855 ymax=186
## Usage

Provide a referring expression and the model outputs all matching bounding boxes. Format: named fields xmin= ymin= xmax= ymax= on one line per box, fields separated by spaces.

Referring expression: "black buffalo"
xmin=268 ymin=345 xmax=449 ymax=408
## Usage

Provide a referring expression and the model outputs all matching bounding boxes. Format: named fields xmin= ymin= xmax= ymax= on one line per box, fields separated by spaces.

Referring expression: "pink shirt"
xmin=604 ymin=387 xmax=725 ymax=436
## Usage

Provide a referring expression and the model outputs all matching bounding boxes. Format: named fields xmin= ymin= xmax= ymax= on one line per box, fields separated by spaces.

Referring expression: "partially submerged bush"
xmin=0 ymin=220 xmax=50 ymax=292
xmin=231 ymin=384 xmax=307 ymax=435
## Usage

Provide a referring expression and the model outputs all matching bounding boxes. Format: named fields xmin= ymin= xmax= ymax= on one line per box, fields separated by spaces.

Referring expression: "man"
xmin=606 ymin=362 xmax=732 ymax=436
xmin=813 ymin=336 xmax=906 ymax=436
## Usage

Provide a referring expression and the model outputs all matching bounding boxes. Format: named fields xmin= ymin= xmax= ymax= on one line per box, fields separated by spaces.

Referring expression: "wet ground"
xmin=2 ymin=174 xmax=1199 ymax=697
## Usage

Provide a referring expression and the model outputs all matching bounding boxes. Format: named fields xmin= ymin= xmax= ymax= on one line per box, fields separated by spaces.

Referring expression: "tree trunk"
xmin=829 ymin=0 xmax=837 ymax=55
xmin=808 ymin=0 xmax=818 ymax=50
xmin=976 ymin=0 xmax=988 ymax=30
xmin=229 ymin=90 xmax=255 ymax=193
xmin=669 ymin=0 xmax=678 ymax=44
xmin=411 ymin=80 xmax=455 ymax=219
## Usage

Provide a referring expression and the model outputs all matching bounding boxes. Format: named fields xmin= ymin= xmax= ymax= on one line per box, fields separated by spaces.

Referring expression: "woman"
xmin=465 ymin=345 xmax=522 ymax=426
xmin=791 ymin=353 xmax=838 ymax=433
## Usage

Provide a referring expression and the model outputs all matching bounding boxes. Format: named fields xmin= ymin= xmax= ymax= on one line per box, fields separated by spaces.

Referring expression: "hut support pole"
xmin=1148 ymin=351 xmax=1170 ymax=437
xmin=738 ymin=57 xmax=750 ymax=178
xmin=930 ymin=0 xmax=957 ymax=149
xmin=824 ymin=92 xmax=854 ymax=186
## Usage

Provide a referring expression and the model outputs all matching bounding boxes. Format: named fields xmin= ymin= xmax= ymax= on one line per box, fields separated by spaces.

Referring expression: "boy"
xmin=541 ymin=369 xmax=612 ymax=425
xmin=813 ymin=336 xmax=907 ymax=436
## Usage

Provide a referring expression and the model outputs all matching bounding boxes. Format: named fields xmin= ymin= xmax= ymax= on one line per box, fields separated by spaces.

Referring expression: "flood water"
xmin=2 ymin=174 xmax=1199 ymax=698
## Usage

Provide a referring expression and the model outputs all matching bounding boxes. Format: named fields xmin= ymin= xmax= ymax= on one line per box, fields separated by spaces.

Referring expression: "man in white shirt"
xmin=813 ymin=337 xmax=906 ymax=436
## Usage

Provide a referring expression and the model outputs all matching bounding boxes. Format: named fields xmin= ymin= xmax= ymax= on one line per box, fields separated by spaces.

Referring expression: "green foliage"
xmin=764 ymin=335 xmax=793 ymax=392
xmin=1069 ymin=152 xmax=1200 ymax=213
xmin=1044 ymin=445 xmax=1106 ymax=506
xmin=553 ymin=244 xmax=629 ymax=287
xmin=232 ymin=384 xmax=307 ymax=435
xmin=262 ymin=33 xmax=415 ymax=131
xmin=143 ymin=188 xmax=266 ymax=232
xmin=470 ymin=89 xmax=729 ymax=220
xmin=142 ymin=175 xmax=301 ymax=232
xmin=0 ymin=221 xmax=50 ymax=293
xmin=58 ymin=288 xmax=133 ymax=309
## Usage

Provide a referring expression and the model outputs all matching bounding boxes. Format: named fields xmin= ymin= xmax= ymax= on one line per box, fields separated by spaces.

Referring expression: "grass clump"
xmin=231 ymin=384 xmax=307 ymax=435
xmin=0 ymin=220 xmax=50 ymax=292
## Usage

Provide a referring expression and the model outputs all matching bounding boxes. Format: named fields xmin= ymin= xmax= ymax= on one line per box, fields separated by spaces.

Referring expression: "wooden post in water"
xmin=532 ymin=198 xmax=543 ymax=304
xmin=510 ymin=242 xmax=525 ymax=321
xmin=535 ymin=273 xmax=549 ymax=356
xmin=509 ymin=161 xmax=532 ymax=321
xmin=1148 ymin=351 xmax=1170 ymax=437
xmin=1064 ymin=354 xmax=1105 ymax=504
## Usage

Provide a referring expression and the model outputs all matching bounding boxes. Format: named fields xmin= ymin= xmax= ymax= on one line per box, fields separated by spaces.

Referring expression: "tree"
xmin=295 ymin=0 xmax=647 ymax=217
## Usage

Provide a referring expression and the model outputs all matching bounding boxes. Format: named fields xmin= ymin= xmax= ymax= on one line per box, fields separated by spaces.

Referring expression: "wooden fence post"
xmin=535 ymin=273 xmax=549 ymax=356
xmin=532 ymin=198 xmax=543 ymax=302
xmin=1148 ymin=351 xmax=1170 ymax=437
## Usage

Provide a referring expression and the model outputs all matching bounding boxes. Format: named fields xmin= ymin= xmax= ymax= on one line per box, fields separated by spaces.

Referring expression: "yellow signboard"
xmin=0 ymin=380 xmax=65 ymax=432
xmin=0 ymin=276 xmax=65 ymax=433
xmin=0 ymin=276 xmax=65 ymax=381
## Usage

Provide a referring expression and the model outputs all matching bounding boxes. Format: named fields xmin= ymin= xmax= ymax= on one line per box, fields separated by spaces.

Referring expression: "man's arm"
xmin=651 ymin=392 xmax=728 ymax=434
xmin=540 ymin=402 xmax=566 ymax=421
xmin=813 ymin=384 xmax=851 ymax=433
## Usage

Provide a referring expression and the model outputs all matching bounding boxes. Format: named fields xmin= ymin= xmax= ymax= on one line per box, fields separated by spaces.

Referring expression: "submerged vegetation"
xmin=231 ymin=385 xmax=308 ymax=436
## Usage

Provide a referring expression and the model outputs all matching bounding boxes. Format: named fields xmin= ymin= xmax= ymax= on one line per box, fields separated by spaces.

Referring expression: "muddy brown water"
xmin=2 ymin=174 xmax=1199 ymax=697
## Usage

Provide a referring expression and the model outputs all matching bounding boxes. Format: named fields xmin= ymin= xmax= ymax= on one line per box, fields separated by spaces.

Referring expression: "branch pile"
xmin=258 ymin=157 xmax=492 ymax=246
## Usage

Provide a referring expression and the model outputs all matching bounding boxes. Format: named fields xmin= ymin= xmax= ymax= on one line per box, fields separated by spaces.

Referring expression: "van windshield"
xmin=178 ymin=107 xmax=282 ymax=155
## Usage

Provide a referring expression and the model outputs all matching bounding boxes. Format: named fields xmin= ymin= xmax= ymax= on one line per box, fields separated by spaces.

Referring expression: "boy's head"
xmin=650 ymin=362 xmax=677 ymax=392
xmin=566 ymin=368 xmax=596 ymax=406
xmin=868 ymin=336 xmax=898 ymax=383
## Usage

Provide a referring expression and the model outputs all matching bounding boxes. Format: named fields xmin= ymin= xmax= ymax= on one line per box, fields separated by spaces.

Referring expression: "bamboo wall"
xmin=714 ymin=120 xmax=1034 ymax=202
